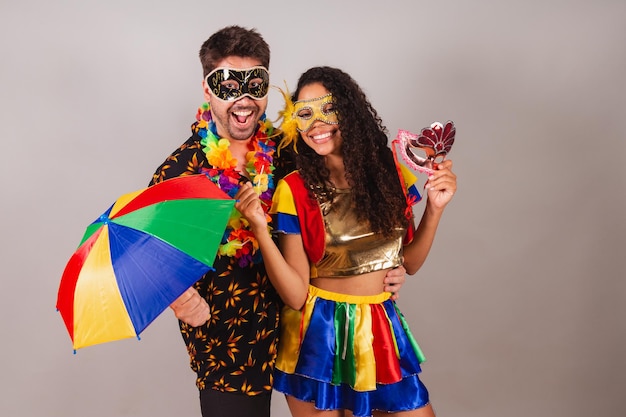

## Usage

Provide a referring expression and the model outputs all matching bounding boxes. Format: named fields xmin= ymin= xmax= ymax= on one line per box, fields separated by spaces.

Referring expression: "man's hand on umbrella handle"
xmin=170 ymin=287 xmax=210 ymax=327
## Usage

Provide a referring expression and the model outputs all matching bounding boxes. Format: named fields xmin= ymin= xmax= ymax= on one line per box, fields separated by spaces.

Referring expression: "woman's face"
xmin=296 ymin=83 xmax=343 ymax=157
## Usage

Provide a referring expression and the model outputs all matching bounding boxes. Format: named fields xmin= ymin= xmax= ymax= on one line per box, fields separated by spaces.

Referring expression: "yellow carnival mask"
xmin=293 ymin=93 xmax=338 ymax=132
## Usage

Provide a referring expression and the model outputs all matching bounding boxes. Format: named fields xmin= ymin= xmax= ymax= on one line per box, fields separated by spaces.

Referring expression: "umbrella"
xmin=56 ymin=174 xmax=235 ymax=351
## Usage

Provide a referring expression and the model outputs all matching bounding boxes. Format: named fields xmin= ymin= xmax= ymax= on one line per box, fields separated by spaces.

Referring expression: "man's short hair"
xmin=199 ymin=25 xmax=271 ymax=77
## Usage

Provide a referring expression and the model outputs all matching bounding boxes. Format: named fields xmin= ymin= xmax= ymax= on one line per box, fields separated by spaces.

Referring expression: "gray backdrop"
xmin=1 ymin=1 xmax=624 ymax=416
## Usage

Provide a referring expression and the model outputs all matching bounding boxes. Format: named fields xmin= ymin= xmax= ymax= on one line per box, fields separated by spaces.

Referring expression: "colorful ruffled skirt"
xmin=274 ymin=286 xmax=430 ymax=417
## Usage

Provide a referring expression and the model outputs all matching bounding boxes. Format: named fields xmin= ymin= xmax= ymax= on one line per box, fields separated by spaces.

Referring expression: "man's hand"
xmin=170 ymin=287 xmax=210 ymax=327
xmin=384 ymin=265 xmax=407 ymax=301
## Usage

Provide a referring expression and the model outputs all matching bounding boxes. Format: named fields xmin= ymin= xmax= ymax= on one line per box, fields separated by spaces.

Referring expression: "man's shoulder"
xmin=169 ymin=134 xmax=204 ymax=154
xmin=158 ymin=133 xmax=207 ymax=162
xmin=149 ymin=133 xmax=207 ymax=185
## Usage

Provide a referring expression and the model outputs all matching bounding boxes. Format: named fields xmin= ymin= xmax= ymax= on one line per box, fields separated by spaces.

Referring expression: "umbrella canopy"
xmin=56 ymin=174 xmax=235 ymax=351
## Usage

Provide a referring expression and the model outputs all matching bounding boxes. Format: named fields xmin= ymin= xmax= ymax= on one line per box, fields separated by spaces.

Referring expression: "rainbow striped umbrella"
xmin=56 ymin=174 xmax=235 ymax=351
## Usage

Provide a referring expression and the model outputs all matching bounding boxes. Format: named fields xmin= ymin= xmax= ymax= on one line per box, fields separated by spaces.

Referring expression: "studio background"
xmin=1 ymin=1 xmax=624 ymax=416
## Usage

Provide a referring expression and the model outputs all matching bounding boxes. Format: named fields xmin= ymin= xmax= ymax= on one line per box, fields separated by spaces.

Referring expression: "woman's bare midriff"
xmin=311 ymin=268 xmax=391 ymax=296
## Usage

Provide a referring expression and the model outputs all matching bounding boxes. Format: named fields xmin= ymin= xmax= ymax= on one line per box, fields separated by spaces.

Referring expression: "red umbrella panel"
xmin=56 ymin=174 xmax=235 ymax=350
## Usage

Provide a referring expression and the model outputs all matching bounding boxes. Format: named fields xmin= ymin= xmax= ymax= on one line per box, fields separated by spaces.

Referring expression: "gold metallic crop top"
xmin=312 ymin=188 xmax=407 ymax=278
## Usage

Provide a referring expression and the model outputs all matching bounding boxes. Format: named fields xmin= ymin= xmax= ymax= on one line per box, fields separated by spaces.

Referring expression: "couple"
xmin=150 ymin=25 xmax=457 ymax=417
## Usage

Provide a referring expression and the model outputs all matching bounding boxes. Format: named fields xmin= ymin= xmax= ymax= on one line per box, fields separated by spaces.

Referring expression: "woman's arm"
xmin=403 ymin=159 xmax=457 ymax=275
xmin=235 ymin=182 xmax=310 ymax=310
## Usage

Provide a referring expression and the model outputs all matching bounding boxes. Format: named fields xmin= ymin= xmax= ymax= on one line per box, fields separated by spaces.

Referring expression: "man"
xmin=150 ymin=25 xmax=406 ymax=417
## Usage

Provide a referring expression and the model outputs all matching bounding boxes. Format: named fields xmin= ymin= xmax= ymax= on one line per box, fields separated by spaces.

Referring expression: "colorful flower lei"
xmin=193 ymin=102 xmax=277 ymax=267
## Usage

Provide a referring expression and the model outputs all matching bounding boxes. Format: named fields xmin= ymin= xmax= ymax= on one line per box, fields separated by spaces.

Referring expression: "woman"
xmin=235 ymin=66 xmax=457 ymax=416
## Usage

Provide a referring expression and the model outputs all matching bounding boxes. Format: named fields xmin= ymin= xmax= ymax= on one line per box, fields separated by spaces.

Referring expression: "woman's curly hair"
xmin=289 ymin=66 xmax=409 ymax=236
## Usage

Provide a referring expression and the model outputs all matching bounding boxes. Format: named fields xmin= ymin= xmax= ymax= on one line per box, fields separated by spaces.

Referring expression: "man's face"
xmin=203 ymin=56 xmax=269 ymax=142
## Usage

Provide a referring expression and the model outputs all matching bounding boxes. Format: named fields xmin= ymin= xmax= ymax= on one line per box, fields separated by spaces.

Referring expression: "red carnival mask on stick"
xmin=393 ymin=121 xmax=456 ymax=175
